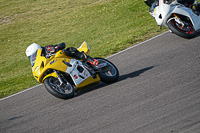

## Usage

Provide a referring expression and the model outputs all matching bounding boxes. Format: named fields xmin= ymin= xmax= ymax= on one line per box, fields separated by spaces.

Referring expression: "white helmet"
xmin=25 ymin=43 xmax=41 ymax=58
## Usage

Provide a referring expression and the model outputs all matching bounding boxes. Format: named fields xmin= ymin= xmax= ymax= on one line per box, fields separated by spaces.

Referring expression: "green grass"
xmin=0 ymin=0 xmax=167 ymax=98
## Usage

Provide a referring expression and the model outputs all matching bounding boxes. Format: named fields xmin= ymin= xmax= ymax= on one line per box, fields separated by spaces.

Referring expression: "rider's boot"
xmin=77 ymin=51 xmax=98 ymax=67
xmin=196 ymin=3 xmax=200 ymax=12
xmin=87 ymin=57 xmax=98 ymax=78
xmin=193 ymin=0 xmax=200 ymax=14
xmin=87 ymin=56 xmax=98 ymax=67
xmin=77 ymin=51 xmax=98 ymax=78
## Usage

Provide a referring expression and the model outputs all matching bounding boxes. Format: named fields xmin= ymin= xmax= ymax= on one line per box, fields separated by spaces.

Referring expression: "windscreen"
xmin=149 ymin=1 xmax=159 ymax=13
xmin=29 ymin=50 xmax=38 ymax=67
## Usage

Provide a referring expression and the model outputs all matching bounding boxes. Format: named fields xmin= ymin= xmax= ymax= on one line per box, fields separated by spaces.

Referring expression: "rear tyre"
xmin=95 ymin=58 xmax=119 ymax=83
xmin=167 ymin=19 xmax=196 ymax=39
xmin=44 ymin=77 xmax=75 ymax=99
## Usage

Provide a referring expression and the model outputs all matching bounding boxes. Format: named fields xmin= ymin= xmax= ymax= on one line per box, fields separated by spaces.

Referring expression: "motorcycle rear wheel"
xmin=95 ymin=58 xmax=119 ymax=83
xmin=44 ymin=77 xmax=75 ymax=99
xmin=167 ymin=19 xmax=196 ymax=39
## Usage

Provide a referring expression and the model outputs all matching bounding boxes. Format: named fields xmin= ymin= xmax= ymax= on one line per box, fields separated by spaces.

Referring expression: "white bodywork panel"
xmin=65 ymin=59 xmax=91 ymax=85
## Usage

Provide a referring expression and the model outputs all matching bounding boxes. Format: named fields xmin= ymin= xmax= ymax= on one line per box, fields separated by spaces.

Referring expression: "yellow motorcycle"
xmin=27 ymin=41 xmax=119 ymax=99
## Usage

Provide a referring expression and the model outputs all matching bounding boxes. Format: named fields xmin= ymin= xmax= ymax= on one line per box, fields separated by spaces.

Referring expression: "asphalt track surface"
xmin=1 ymin=32 xmax=200 ymax=133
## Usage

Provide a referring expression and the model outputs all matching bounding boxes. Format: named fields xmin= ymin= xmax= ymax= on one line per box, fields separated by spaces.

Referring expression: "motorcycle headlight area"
xmin=150 ymin=1 xmax=159 ymax=13
xmin=29 ymin=50 xmax=37 ymax=67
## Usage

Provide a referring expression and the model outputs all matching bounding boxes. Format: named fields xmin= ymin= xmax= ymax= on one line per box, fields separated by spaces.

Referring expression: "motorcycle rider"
xmin=26 ymin=42 xmax=98 ymax=67
xmin=144 ymin=0 xmax=200 ymax=13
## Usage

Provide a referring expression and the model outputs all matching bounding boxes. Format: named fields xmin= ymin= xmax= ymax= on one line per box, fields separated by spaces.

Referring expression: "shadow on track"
xmin=195 ymin=32 xmax=200 ymax=38
xmin=118 ymin=66 xmax=154 ymax=82
xmin=74 ymin=66 xmax=155 ymax=97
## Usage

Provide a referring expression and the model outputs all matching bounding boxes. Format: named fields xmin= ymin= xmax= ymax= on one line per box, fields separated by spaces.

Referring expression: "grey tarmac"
xmin=1 ymin=32 xmax=200 ymax=133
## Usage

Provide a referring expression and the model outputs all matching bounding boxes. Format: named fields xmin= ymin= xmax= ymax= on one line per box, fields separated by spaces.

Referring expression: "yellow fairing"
xmin=77 ymin=41 xmax=90 ymax=55
xmin=32 ymin=49 xmax=70 ymax=83
xmin=76 ymin=75 xmax=100 ymax=88
xmin=42 ymin=72 xmax=58 ymax=82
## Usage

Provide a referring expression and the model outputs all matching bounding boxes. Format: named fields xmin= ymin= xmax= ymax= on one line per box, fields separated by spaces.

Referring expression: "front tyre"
xmin=44 ymin=77 xmax=75 ymax=99
xmin=95 ymin=58 xmax=119 ymax=83
xmin=167 ymin=19 xmax=196 ymax=39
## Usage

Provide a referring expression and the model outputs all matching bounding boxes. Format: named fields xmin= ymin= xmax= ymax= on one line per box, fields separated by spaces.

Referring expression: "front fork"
xmin=54 ymin=70 xmax=73 ymax=91
xmin=167 ymin=14 xmax=185 ymax=26
xmin=54 ymin=70 xmax=64 ymax=85
xmin=173 ymin=14 xmax=185 ymax=26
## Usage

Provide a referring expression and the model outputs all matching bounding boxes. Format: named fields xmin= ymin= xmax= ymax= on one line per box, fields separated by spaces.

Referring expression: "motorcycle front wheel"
xmin=44 ymin=77 xmax=75 ymax=99
xmin=167 ymin=19 xmax=196 ymax=39
xmin=95 ymin=58 xmax=119 ymax=83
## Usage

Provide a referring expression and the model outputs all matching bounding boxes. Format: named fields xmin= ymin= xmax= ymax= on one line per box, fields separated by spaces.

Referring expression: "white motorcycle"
xmin=150 ymin=0 xmax=200 ymax=39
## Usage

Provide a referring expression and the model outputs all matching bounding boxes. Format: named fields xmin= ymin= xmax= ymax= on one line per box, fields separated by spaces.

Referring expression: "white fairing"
xmin=65 ymin=59 xmax=91 ymax=85
xmin=152 ymin=0 xmax=200 ymax=31
xmin=154 ymin=0 xmax=171 ymax=26
xmin=171 ymin=5 xmax=200 ymax=30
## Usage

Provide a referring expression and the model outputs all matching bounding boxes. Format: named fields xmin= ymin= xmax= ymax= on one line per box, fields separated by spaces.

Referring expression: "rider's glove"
xmin=55 ymin=42 xmax=66 ymax=50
